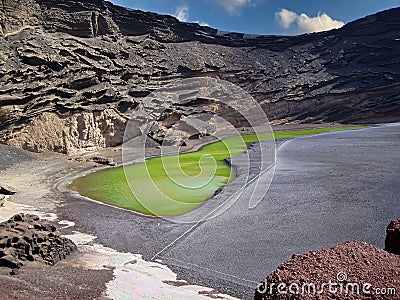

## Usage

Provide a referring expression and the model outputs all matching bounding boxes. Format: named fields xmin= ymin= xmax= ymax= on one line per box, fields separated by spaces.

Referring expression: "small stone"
xmin=0 ymin=238 xmax=8 ymax=248
xmin=90 ymin=156 xmax=116 ymax=166
xmin=10 ymin=268 xmax=20 ymax=276
xmin=25 ymin=244 xmax=31 ymax=255
xmin=26 ymin=255 xmax=35 ymax=261
xmin=15 ymin=224 xmax=29 ymax=233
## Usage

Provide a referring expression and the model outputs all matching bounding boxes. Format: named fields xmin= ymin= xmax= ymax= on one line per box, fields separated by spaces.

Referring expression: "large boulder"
xmin=385 ymin=219 xmax=400 ymax=255
xmin=255 ymin=241 xmax=400 ymax=300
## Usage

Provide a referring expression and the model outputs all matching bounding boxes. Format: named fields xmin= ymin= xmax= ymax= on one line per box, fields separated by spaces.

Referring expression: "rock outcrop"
xmin=385 ymin=219 xmax=400 ymax=255
xmin=0 ymin=0 xmax=399 ymax=154
xmin=4 ymin=109 xmax=126 ymax=155
xmin=89 ymin=156 xmax=115 ymax=166
xmin=255 ymin=219 xmax=400 ymax=299
xmin=0 ymin=184 xmax=17 ymax=195
xmin=255 ymin=242 xmax=400 ymax=300
xmin=0 ymin=214 xmax=77 ymax=271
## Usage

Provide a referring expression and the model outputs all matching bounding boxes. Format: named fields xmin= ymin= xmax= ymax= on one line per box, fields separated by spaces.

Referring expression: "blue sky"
xmin=109 ymin=0 xmax=399 ymax=35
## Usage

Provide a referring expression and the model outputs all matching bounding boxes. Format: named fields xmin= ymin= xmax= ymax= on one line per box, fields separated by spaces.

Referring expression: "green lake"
xmin=70 ymin=126 xmax=364 ymax=216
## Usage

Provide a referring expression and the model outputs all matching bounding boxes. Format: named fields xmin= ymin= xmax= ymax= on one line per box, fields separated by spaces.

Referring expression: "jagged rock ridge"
xmin=0 ymin=0 xmax=399 ymax=154
xmin=0 ymin=214 xmax=77 ymax=271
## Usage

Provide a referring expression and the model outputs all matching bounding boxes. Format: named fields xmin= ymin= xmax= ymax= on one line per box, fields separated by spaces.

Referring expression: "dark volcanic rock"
xmin=0 ymin=255 xmax=22 ymax=269
xmin=0 ymin=0 xmax=399 ymax=153
xmin=255 ymin=242 xmax=400 ymax=300
xmin=385 ymin=219 xmax=400 ymax=255
xmin=0 ymin=184 xmax=17 ymax=195
xmin=0 ymin=0 xmax=42 ymax=36
xmin=89 ymin=156 xmax=115 ymax=166
xmin=0 ymin=214 xmax=77 ymax=271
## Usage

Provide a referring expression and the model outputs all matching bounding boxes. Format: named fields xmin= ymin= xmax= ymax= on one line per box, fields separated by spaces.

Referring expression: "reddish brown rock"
xmin=255 ymin=242 xmax=400 ymax=300
xmin=385 ymin=219 xmax=400 ymax=255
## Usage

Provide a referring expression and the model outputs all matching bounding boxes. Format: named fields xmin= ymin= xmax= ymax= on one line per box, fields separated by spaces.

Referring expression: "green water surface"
xmin=70 ymin=126 xmax=364 ymax=216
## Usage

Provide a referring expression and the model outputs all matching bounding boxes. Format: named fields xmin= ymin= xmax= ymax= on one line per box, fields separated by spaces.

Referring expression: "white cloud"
xmin=173 ymin=5 xmax=209 ymax=26
xmin=175 ymin=5 xmax=189 ymax=22
xmin=296 ymin=13 xmax=345 ymax=34
xmin=213 ymin=0 xmax=252 ymax=15
xmin=275 ymin=9 xmax=297 ymax=29
xmin=195 ymin=21 xmax=210 ymax=27
xmin=275 ymin=9 xmax=345 ymax=34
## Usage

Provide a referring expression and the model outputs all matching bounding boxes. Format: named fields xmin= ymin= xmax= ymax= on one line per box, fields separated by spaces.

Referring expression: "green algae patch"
xmin=69 ymin=126 xmax=365 ymax=217
xmin=273 ymin=126 xmax=365 ymax=139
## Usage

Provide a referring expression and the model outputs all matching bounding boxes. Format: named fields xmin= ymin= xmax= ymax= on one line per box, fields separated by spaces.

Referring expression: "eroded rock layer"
xmin=0 ymin=0 xmax=399 ymax=153
xmin=0 ymin=214 xmax=77 ymax=271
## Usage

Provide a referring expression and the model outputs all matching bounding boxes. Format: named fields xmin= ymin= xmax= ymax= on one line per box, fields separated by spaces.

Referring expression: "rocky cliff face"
xmin=5 ymin=109 xmax=126 ymax=154
xmin=0 ymin=0 xmax=399 ymax=154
